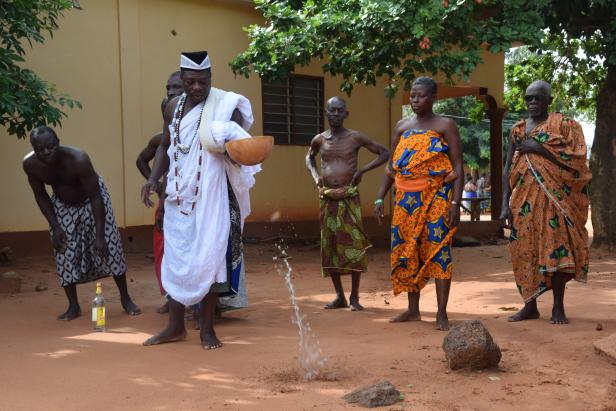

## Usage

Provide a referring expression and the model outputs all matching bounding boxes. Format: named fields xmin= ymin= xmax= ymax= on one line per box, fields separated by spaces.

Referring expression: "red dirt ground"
xmin=1 ymin=237 xmax=615 ymax=410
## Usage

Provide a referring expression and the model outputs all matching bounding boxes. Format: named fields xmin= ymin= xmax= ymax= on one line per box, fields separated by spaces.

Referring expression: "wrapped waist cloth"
xmin=51 ymin=177 xmax=127 ymax=287
xmin=319 ymin=185 xmax=371 ymax=277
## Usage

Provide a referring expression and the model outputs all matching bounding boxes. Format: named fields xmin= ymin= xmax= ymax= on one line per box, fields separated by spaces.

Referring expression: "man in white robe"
xmin=140 ymin=51 xmax=258 ymax=349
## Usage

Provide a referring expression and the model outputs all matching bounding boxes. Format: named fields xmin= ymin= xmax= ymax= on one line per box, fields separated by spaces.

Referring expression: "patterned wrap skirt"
xmin=51 ymin=177 xmax=127 ymax=287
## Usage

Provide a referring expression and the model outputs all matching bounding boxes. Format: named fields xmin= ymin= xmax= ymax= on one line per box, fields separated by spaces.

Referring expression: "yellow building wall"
xmin=0 ymin=0 xmax=504 ymax=233
xmin=0 ymin=1 xmax=123 ymax=232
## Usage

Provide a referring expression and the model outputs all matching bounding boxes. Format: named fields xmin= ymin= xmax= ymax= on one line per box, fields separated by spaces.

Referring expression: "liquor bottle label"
xmin=96 ymin=307 xmax=105 ymax=327
xmin=92 ymin=308 xmax=97 ymax=322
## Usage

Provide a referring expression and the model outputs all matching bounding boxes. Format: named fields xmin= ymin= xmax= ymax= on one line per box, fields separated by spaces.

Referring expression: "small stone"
xmin=596 ymin=323 xmax=604 ymax=331
xmin=35 ymin=281 xmax=48 ymax=292
xmin=452 ymin=236 xmax=480 ymax=247
xmin=0 ymin=246 xmax=14 ymax=265
xmin=0 ymin=271 xmax=22 ymax=294
xmin=594 ymin=333 xmax=616 ymax=365
xmin=343 ymin=380 xmax=401 ymax=408
xmin=442 ymin=320 xmax=501 ymax=370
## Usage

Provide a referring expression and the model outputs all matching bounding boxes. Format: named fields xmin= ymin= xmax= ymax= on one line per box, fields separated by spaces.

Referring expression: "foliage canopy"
xmin=231 ymin=0 xmax=547 ymax=97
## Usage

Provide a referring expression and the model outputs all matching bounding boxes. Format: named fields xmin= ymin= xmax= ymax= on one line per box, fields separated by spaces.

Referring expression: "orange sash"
xmin=395 ymin=176 xmax=429 ymax=192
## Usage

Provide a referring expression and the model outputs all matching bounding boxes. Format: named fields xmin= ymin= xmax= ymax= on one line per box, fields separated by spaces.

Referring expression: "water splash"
xmin=274 ymin=241 xmax=326 ymax=380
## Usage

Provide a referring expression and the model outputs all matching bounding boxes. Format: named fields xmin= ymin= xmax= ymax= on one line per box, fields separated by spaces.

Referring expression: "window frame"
xmin=261 ymin=74 xmax=325 ymax=146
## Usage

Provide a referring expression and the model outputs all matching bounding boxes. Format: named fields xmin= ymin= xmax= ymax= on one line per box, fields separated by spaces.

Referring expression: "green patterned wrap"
xmin=319 ymin=185 xmax=371 ymax=277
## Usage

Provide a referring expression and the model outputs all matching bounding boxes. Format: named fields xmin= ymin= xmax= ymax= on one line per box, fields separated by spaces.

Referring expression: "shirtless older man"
xmin=306 ymin=96 xmax=389 ymax=311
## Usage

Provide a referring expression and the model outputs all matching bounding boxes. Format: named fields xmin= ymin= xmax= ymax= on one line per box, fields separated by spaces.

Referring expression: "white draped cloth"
xmin=162 ymin=89 xmax=258 ymax=306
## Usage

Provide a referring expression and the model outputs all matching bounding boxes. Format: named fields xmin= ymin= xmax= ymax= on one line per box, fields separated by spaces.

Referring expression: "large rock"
xmin=0 ymin=271 xmax=22 ymax=294
xmin=442 ymin=320 xmax=501 ymax=370
xmin=594 ymin=333 xmax=616 ymax=365
xmin=342 ymin=380 xmax=401 ymax=408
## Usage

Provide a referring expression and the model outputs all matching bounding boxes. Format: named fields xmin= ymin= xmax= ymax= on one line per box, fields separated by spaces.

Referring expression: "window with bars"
xmin=262 ymin=74 xmax=324 ymax=146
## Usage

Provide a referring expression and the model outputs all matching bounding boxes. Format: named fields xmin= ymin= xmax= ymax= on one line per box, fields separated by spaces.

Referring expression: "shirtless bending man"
xmin=23 ymin=126 xmax=141 ymax=320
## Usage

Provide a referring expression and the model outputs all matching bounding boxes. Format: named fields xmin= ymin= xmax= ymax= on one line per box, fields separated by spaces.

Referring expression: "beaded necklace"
xmin=171 ymin=93 xmax=206 ymax=216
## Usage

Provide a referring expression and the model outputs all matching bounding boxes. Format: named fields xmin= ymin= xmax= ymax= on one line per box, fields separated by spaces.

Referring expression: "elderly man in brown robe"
xmin=501 ymin=80 xmax=591 ymax=325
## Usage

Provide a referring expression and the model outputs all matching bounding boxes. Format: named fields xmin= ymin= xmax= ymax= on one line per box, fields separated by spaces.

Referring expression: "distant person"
xmin=136 ymin=71 xmax=183 ymax=314
xmin=23 ymin=126 xmax=141 ymax=320
xmin=476 ymin=173 xmax=486 ymax=198
xmin=462 ymin=175 xmax=477 ymax=212
xmin=480 ymin=173 xmax=491 ymax=211
xmin=306 ymin=96 xmax=389 ymax=311
xmin=374 ymin=77 xmax=463 ymax=331
xmin=501 ymin=80 xmax=591 ymax=324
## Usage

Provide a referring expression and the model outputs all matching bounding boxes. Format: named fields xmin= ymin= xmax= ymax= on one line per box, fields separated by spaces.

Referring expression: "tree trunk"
xmin=589 ymin=64 xmax=616 ymax=249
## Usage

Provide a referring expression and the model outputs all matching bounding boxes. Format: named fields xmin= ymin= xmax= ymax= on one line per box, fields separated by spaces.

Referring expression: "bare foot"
xmin=550 ymin=306 xmax=569 ymax=324
xmin=143 ymin=327 xmax=187 ymax=346
xmin=156 ymin=301 xmax=169 ymax=314
xmin=508 ymin=305 xmax=540 ymax=322
xmin=349 ymin=299 xmax=364 ymax=311
xmin=201 ymin=329 xmax=223 ymax=350
xmin=57 ymin=307 xmax=81 ymax=321
xmin=389 ymin=310 xmax=421 ymax=323
xmin=436 ymin=311 xmax=449 ymax=331
xmin=324 ymin=295 xmax=348 ymax=309
xmin=122 ymin=298 xmax=142 ymax=316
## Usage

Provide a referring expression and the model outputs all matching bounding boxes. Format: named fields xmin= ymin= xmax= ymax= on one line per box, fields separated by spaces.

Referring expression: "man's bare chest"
xmin=36 ymin=167 xmax=80 ymax=188
xmin=320 ymin=140 xmax=359 ymax=162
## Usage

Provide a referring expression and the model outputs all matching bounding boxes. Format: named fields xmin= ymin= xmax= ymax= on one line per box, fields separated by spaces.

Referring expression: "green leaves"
xmin=233 ymin=0 xmax=614 ymax=119
xmin=1 ymin=0 xmax=79 ymax=139
xmin=505 ymin=31 xmax=607 ymax=122
xmin=231 ymin=0 xmax=546 ymax=97
xmin=431 ymin=96 xmax=490 ymax=170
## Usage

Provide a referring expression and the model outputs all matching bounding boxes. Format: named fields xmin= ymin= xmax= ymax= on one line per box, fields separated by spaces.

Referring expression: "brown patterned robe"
xmin=508 ymin=113 xmax=591 ymax=302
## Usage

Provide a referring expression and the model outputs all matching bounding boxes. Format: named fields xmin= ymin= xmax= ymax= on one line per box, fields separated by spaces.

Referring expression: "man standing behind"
xmin=476 ymin=173 xmax=487 ymax=213
xmin=476 ymin=173 xmax=485 ymax=198
xmin=501 ymin=80 xmax=591 ymax=324
xmin=306 ymin=97 xmax=389 ymax=311
xmin=141 ymin=51 xmax=258 ymax=349
xmin=136 ymin=71 xmax=183 ymax=314
xmin=136 ymin=71 xmax=183 ymax=185
xmin=23 ymin=126 xmax=141 ymax=320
